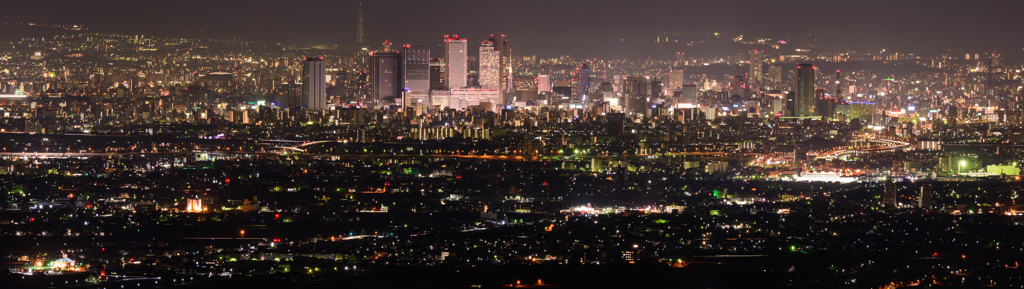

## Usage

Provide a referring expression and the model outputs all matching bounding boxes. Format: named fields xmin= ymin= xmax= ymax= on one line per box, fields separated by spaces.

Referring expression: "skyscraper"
xmin=487 ymin=34 xmax=512 ymax=104
xmin=402 ymin=45 xmax=430 ymax=106
xmin=301 ymin=57 xmax=326 ymax=110
xmin=478 ymin=41 xmax=500 ymax=90
xmin=429 ymin=58 xmax=446 ymax=90
xmin=372 ymin=51 xmax=402 ymax=108
xmin=814 ymin=89 xmax=836 ymax=119
xmin=444 ymin=35 xmax=467 ymax=90
xmin=574 ymin=63 xmax=591 ymax=103
xmin=918 ymin=183 xmax=933 ymax=209
xmin=785 ymin=91 xmax=796 ymax=117
xmin=537 ymin=74 xmax=551 ymax=93
xmin=882 ymin=180 xmax=897 ymax=208
xmin=680 ymin=84 xmax=698 ymax=105
xmin=767 ymin=65 xmax=782 ymax=85
xmin=668 ymin=68 xmax=685 ymax=89
xmin=749 ymin=49 xmax=762 ymax=87
xmin=623 ymin=76 xmax=649 ymax=115
xmin=650 ymin=79 xmax=663 ymax=102
xmin=796 ymin=64 xmax=815 ymax=117
xmin=835 ymin=70 xmax=843 ymax=100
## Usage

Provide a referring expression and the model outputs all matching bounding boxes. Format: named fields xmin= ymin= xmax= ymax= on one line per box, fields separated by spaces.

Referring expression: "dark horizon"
xmin=4 ymin=0 xmax=1024 ymax=59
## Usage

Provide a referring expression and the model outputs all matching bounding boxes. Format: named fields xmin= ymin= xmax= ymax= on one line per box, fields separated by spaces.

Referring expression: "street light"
xmin=959 ymin=160 xmax=966 ymax=174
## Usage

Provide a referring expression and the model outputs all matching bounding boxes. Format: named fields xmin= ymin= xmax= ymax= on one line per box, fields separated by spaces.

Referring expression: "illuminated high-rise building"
xmin=814 ymin=89 xmax=837 ymax=119
xmin=623 ymin=76 xmax=649 ymax=115
xmin=575 ymin=63 xmax=591 ymax=102
xmin=513 ymin=77 xmax=539 ymax=103
xmin=834 ymin=70 xmax=843 ymax=100
xmin=429 ymin=58 xmax=446 ymax=90
xmin=680 ymin=84 xmax=698 ymax=105
xmin=882 ymin=180 xmax=897 ymax=208
xmin=486 ymin=34 xmax=512 ymax=104
xmin=918 ymin=183 xmax=933 ymax=209
xmin=301 ymin=57 xmax=327 ymax=110
xmin=478 ymin=41 xmax=500 ymax=90
xmin=767 ymin=65 xmax=782 ymax=85
xmin=785 ymin=91 xmax=797 ymax=117
xmin=444 ymin=35 xmax=468 ymax=89
xmin=749 ymin=49 xmax=762 ymax=87
xmin=372 ymin=51 xmax=402 ymax=107
xmin=403 ymin=45 xmax=430 ymax=106
xmin=668 ymin=68 xmax=684 ymax=89
xmin=650 ymin=79 xmax=663 ymax=102
xmin=795 ymin=64 xmax=815 ymax=117
xmin=186 ymin=198 xmax=204 ymax=213
xmin=537 ymin=74 xmax=551 ymax=93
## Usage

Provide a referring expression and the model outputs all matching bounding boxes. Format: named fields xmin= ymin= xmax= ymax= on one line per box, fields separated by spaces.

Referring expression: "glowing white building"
xmin=444 ymin=35 xmax=467 ymax=89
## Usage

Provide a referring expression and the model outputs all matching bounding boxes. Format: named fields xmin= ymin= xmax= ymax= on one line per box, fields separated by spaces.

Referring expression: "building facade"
xmin=301 ymin=57 xmax=326 ymax=110
xmin=444 ymin=35 xmax=468 ymax=90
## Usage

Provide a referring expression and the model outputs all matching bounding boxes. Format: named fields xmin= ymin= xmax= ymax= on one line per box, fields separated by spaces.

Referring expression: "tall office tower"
xmin=835 ymin=70 xmax=843 ymax=100
xmin=537 ymin=74 xmax=551 ymax=93
xmin=444 ymin=35 xmax=468 ymax=89
xmin=749 ymin=49 xmax=762 ymax=87
xmin=478 ymin=41 xmax=500 ymax=90
xmin=301 ymin=57 xmax=326 ymax=110
xmin=785 ymin=91 xmax=796 ymax=117
xmin=429 ymin=58 xmax=446 ymax=89
xmin=680 ymin=84 xmax=698 ymax=105
xmin=668 ymin=68 xmax=685 ymax=89
xmin=402 ymin=45 xmax=430 ymax=106
xmin=767 ymin=65 xmax=783 ymax=85
xmin=574 ymin=63 xmax=591 ymax=102
xmin=814 ymin=89 xmax=836 ymax=119
xmin=882 ymin=180 xmax=897 ymax=208
xmin=372 ymin=52 xmax=403 ymax=108
xmin=332 ymin=70 xmax=350 ymax=103
xmin=355 ymin=4 xmax=364 ymax=45
xmin=918 ymin=184 xmax=933 ymax=209
xmin=487 ymin=34 xmax=512 ymax=104
xmin=796 ymin=64 xmax=815 ymax=117
xmin=650 ymin=79 xmax=664 ymax=101
xmin=353 ymin=70 xmax=370 ymax=100
xmin=623 ymin=76 xmax=649 ymax=115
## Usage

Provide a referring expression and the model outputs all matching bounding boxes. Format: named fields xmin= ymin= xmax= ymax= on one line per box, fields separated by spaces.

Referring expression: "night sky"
xmin=5 ymin=0 xmax=1024 ymax=59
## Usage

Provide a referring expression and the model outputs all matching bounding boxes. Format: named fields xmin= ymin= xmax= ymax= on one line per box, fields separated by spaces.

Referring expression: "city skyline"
xmin=3 ymin=0 xmax=1024 ymax=59
xmin=4 ymin=1 xmax=1024 ymax=288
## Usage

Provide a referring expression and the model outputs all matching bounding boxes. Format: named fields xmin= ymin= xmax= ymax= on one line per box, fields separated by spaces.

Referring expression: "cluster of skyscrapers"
xmin=300 ymin=34 xmax=512 ymax=112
